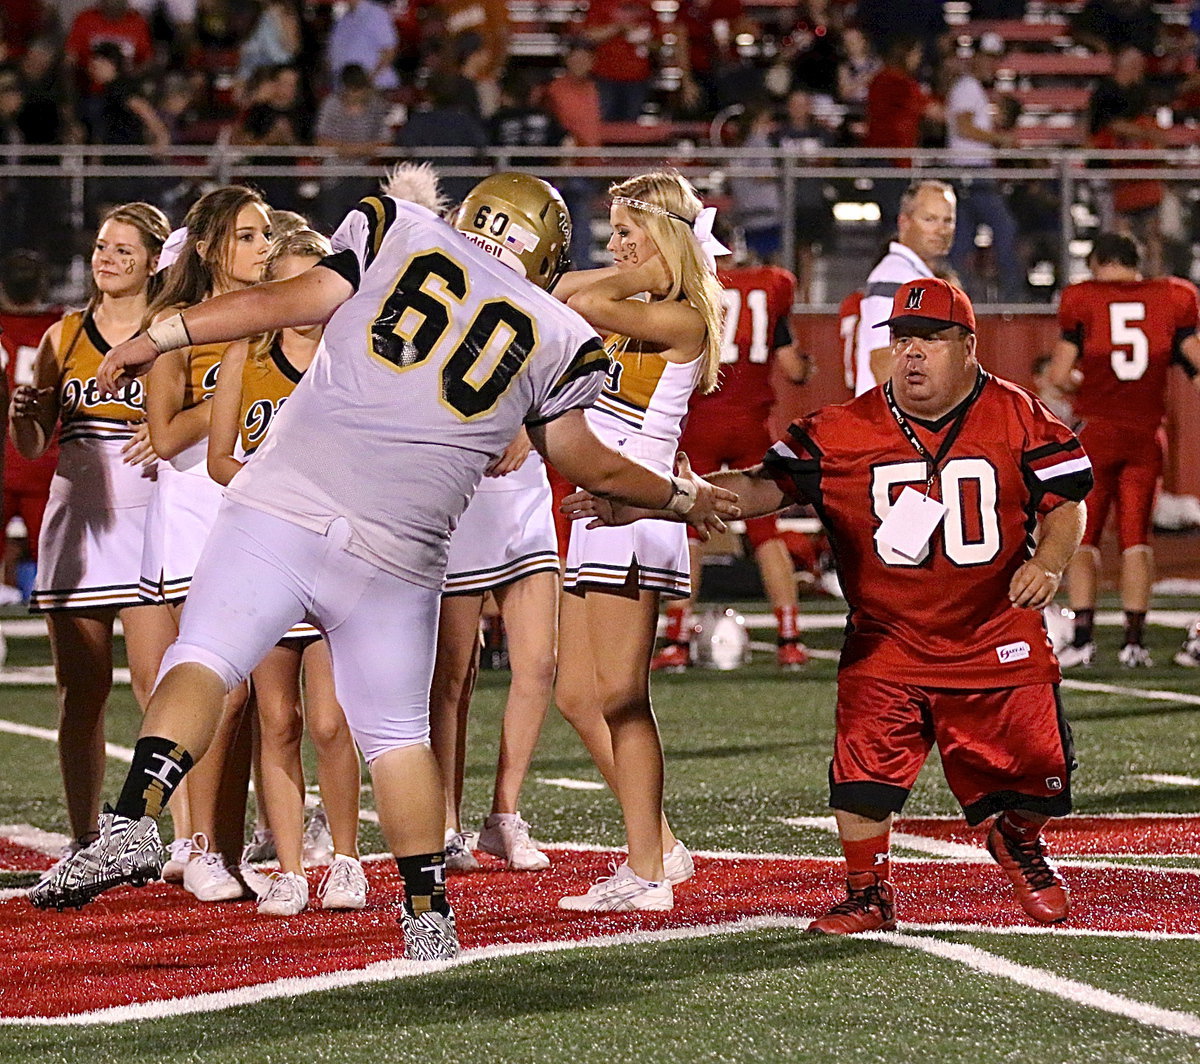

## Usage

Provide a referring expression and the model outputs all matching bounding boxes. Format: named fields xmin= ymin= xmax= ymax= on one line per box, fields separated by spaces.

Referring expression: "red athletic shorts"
xmin=680 ymin=414 xmax=779 ymax=548
xmin=1077 ymin=422 xmax=1161 ymax=551
xmin=829 ymin=672 xmax=1075 ymax=825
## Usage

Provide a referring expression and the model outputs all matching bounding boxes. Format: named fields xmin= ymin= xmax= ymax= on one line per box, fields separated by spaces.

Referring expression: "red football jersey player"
xmin=655 ymin=260 xmax=810 ymax=671
xmin=838 ymin=288 xmax=863 ymax=394
xmin=0 ymin=253 xmax=62 ymax=572
xmin=1050 ymin=232 xmax=1200 ymax=668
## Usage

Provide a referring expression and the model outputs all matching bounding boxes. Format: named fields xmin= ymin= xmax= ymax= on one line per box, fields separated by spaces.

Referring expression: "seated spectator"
xmin=395 ymin=72 xmax=486 ymax=203
xmin=1088 ymin=45 xmax=1168 ymax=273
xmin=80 ymin=41 xmax=169 ymax=150
xmin=238 ymin=0 xmax=301 ymax=85
xmin=1 ymin=1 xmax=51 ymax=61
xmin=439 ymin=0 xmax=511 ymax=106
xmin=1073 ymin=0 xmax=1160 ymax=56
xmin=315 ymin=63 xmax=390 ymax=229
xmin=786 ymin=6 xmax=841 ymax=100
xmin=232 ymin=62 xmax=311 ymax=212
xmin=15 ymin=37 xmax=68 ymax=146
xmin=583 ymin=0 xmax=660 ymax=122
xmin=0 ymin=68 xmax=31 ymax=256
xmin=326 ymin=0 xmax=398 ymax=92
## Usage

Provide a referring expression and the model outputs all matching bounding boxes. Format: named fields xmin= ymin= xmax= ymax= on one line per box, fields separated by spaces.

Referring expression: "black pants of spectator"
xmin=597 ymin=78 xmax=649 ymax=122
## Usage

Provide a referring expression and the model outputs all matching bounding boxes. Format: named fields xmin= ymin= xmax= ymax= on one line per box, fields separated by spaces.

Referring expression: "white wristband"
xmin=146 ymin=313 xmax=192 ymax=354
xmin=664 ymin=475 xmax=698 ymax=515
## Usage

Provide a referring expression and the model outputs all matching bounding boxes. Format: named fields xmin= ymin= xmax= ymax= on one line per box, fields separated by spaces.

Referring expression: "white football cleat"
xmin=318 ymin=854 xmax=369 ymax=910
xmin=559 ymin=863 xmax=674 ymax=912
xmin=478 ymin=813 xmax=549 ymax=871
xmin=1117 ymin=643 xmax=1153 ymax=668
xmin=1057 ymin=642 xmax=1094 ymax=669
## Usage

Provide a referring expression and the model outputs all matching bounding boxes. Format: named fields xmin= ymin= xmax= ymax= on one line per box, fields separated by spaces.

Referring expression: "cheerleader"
xmin=14 ymin=203 xmax=178 ymax=891
xmin=207 ymin=229 xmax=366 ymax=916
xmin=553 ymin=172 xmax=725 ymax=911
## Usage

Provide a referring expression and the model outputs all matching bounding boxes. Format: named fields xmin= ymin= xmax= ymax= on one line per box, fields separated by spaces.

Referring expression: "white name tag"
xmin=996 ymin=641 xmax=1031 ymax=663
xmin=874 ymin=486 xmax=947 ymax=560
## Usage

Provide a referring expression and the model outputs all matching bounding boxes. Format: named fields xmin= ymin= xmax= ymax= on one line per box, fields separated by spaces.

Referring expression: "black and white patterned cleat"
xmin=398 ymin=905 xmax=460 ymax=961
xmin=29 ymin=808 xmax=164 ymax=910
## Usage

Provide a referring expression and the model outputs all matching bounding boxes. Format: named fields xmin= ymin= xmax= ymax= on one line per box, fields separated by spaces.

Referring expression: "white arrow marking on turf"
xmin=534 ymin=777 xmax=607 ymax=791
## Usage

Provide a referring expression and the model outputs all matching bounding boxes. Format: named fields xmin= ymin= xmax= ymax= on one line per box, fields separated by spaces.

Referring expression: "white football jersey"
xmin=228 ymin=197 xmax=607 ymax=589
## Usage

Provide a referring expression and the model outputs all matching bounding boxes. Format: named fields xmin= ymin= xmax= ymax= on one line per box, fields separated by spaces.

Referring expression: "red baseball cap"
xmin=877 ymin=277 xmax=976 ymax=334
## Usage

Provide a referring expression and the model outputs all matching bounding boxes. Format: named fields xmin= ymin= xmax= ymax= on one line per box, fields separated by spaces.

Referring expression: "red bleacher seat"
xmin=955 ymin=20 xmax=1071 ymax=44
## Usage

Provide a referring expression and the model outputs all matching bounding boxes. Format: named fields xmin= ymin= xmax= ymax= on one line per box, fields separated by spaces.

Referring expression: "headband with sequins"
xmin=611 ymin=197 xmax=731 ymax=269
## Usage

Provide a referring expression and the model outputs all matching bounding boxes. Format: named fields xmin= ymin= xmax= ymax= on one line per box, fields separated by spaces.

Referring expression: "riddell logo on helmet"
xmin=905 ymin=287 xmax=925 ymax=310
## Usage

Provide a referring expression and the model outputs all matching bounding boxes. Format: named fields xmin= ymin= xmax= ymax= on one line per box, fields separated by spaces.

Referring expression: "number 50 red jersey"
xmin=1057 ymin=276 xmax=1199 ymax=428
xmin=764 ymin=375 xmax=1093 ymax=688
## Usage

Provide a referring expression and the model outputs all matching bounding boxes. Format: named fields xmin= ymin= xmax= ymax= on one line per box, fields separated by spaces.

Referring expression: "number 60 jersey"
xmin=763 ymin=375 xmax=1093 ymax=688
xmin=226 ymin=197 xmax=608 ymax=589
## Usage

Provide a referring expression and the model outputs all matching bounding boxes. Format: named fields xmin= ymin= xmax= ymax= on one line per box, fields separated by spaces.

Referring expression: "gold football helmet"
xmin=452 ymin=172 xmax=572 ymax=290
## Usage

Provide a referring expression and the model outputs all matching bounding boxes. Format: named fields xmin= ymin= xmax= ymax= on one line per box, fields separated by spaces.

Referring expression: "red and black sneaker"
xmin=806 ymin=872 xmax=897 ymax=935
xmin=776 ymin=638 xmax=809 ymax=670
xmin=986 ymin=822 xmax=1070 ymax=924
xmin=650 ymin=641 xmax=690 ymax=672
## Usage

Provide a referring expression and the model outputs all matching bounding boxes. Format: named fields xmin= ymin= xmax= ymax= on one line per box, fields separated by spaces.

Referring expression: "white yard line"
xmin=0 ymin=824 xmax=70 ymax=855
xmin=866 ymin=931 xmax=1200 ymax=1039
xmin=534 ymin=777 xmax=608 ymax=791
xmin=1138 ymin=773 xmax=1200 ymax=787
xmin=1060 ymin=678 xmax=1200 ymax=707
xmin=4 ymin=915 xmax=1200 ymax=1027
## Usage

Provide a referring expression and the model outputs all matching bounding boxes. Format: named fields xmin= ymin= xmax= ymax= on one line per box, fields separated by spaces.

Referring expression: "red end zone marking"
xmin=2 ymin=835 xmax=1199 ymax=1020
xmin=894 ymin=816 xmax=1200 ymax=856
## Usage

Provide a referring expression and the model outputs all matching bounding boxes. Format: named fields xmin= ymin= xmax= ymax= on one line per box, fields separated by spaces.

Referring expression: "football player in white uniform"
xmin=33 ymin=173 xmax=738 ymax=961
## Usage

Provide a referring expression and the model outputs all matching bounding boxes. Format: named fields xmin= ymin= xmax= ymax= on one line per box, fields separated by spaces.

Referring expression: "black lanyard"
xmin=883 ymin=370 xmax=987 ymax=493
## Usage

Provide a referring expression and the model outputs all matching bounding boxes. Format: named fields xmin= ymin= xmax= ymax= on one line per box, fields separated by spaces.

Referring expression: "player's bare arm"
xmin=566 ymin=258 xmax=706 ymax=359
xmin=1047 ymin=339 xmax=1081 ymax=394
xmin=97 ymin=265 xmax=354 ymax=396
xmin=1009 ymin=500 xmax=1086 ymax=609
xmin=9 ymin=322 xmax=62 ymax=460
xmin=530 ymin=410 xmax=738 ymax=538
xmin=206 ymin=340 xmax=248 ymax=487
xmin=1179 ymin=333 xmax=1200 ymax=391
xmin=776 ymin=343 xmax=813 ymax=385
xmin=706 ymin=464 xmax=789 ymax=520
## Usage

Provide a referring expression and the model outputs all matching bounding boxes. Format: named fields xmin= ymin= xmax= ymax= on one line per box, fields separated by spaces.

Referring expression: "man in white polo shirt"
xmin=852 ymin=180 xmax=956 ymax=395
xmin=946 ymin=47 xmax=1024 ymax=303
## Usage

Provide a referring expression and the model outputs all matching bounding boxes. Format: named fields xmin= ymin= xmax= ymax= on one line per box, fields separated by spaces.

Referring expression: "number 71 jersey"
xmin=763 ymin=376 xmax=1093 ymax=687
xmin=1058 ymin=276 xmax=1199 ymax=428
xmin=226 ymin=197 xmax=607 ymax=590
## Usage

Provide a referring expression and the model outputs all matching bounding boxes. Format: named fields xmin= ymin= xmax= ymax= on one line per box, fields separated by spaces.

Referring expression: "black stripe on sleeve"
xmin=1024 ymin=439 xmax=1081 ymax=464
xmin=351 ymin=195 xmax=398 ymax=271
xmin=772 ymin=313 xmax=793 ymax=350
xmin=1171 ymin=327 xmax=1198 ymax=378
xmin=1060 ymin=323 xmax=1082 ymax=348
xmin=547 ymin=337 xmax=608 ymax=401
xmin=316 ymin=248 xmax=360 ymax=291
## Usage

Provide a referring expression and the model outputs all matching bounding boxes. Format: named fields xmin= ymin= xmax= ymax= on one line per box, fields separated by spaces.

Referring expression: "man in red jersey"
xmin=0 ymin=251 xmax=60 ymax=588
xmin=1050 ymin=232 xmax=1200 ymax=668
xmin=652 ymin=239 xmax=812 ymax=671
xmin=568 ymin=278 xmax=1093 ymax=931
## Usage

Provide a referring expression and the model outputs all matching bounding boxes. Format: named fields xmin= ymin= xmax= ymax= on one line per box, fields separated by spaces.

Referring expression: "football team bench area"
xmin=0 ymin=599 xmax=1198 ymax=1063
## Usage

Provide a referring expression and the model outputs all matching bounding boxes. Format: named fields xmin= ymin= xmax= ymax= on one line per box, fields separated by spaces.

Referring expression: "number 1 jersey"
xmin=763 ymin=376 xmax=1093 ymax=687
xmin=1058 ymin=276 xmax=1199 ymax=429
xmin=227 ymin=197 xmax=608 ymax=589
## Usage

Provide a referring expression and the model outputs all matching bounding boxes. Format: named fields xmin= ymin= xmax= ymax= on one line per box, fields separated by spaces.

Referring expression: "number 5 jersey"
xmin=764 ymin=374 xmax=1093 ymax=687
xmin=227 ymin=197 xmax=608 ymax=589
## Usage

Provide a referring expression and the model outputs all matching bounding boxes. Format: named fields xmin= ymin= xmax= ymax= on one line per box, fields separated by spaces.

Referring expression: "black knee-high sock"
xmin=1073 ymin=609 xmax=1095 ymax=648
xmin=1124 ymin=611 xmax=1146 ymax=647
xmin=396 ymin=852 xmax=449 ymax=916
xmin=114 ymin=737 xmax=194 ymax=820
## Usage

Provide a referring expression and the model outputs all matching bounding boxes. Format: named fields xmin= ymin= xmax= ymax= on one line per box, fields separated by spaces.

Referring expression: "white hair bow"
xmin=692 ymin=207 xmax=731 ymax=271
xmin=156 ymin=226 xmax=189 ymax=274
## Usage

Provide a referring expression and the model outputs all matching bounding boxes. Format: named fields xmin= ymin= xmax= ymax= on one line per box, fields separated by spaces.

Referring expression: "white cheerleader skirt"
xmin=564 ymin=516 xmax=691 ymax=599
xmin=32 ymin=435 xmax=158 ymax=612
xmin=138 ymin=439 xmax=224 ymax=604
xmin=443 ymin=456 xmax=560 ymax=596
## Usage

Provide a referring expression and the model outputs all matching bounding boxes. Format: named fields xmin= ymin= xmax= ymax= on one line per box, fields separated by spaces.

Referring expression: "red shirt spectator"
xmin=584 ymin=0 xmax=658 ymax=84
xmin=66 ymin=0 xmax=153 ymax=90
xmin=546 ymin=43 xmax=603 ymax=147
xmin=864 ymin=38 xmax=927 ymax=164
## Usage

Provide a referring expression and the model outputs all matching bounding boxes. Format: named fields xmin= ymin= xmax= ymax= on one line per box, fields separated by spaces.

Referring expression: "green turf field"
xmin=0 ymin=598 xmax=1198 ymax=1063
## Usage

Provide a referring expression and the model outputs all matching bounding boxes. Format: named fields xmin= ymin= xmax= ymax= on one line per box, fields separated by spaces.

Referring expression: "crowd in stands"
xmin=2 ymin=1 xmax=1200 ymax=294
